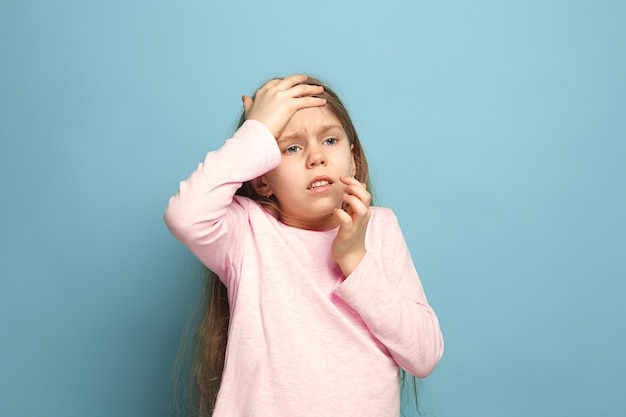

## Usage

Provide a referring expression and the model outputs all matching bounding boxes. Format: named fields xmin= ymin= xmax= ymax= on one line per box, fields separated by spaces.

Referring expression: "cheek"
xmin=334 ymin=145 xmax=354 ymax=171
xmin=345 ymin=154 xmax=355 ymax=174
xmin=266 ymin=164 xmax=295 ymax=189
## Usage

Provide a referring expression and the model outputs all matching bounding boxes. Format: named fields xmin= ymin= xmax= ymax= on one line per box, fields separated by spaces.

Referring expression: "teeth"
xmin=308 ymin=180 xmax=330 ymax=190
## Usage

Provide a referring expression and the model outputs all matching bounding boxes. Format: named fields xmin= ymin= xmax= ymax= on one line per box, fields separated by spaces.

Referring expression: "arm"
xmin=163 ymin=120 xmax=280 ymax=275
xmin=164 ymin=75 xmax=327 ymax=274
xmin=334 ymin=210 xmax=444 ymax=378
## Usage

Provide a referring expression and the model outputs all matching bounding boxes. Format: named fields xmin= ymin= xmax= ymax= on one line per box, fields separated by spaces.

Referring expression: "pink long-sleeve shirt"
xmin=165 ymin=120 xmax=443 ymax=417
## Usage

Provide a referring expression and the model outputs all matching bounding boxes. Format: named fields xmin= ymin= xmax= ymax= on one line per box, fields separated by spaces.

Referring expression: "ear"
xmin=252 ymin=176 xmax=272 ymax=197
xmin=350 ymin=144 xmax=356 ymax=177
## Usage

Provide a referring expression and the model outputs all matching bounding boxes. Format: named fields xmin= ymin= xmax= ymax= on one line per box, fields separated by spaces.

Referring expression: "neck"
xmin=280 ymin=212 xmax=339 ymax=231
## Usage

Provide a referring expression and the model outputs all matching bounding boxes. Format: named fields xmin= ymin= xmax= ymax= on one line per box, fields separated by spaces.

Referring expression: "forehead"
xmin=279 ymin=106 xmax=344 ymax=138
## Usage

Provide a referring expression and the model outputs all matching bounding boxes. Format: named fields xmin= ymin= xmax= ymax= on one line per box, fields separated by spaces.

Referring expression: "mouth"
xmin=307 ymin=176 xmax=334 ymax=190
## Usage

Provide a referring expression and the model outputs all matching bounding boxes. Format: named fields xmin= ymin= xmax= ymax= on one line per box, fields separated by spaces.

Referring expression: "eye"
xmin=323 ymin=137 xmax=338 ymax=145
xmin=283 ymin=145 xmax=301 ymax=154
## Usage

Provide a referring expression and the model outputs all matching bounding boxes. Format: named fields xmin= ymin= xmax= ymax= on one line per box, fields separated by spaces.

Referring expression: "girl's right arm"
xmin=163 ymin=119 xmax=279 ymax=275
xmin=164 ymin=75 xmax=326 ymax=274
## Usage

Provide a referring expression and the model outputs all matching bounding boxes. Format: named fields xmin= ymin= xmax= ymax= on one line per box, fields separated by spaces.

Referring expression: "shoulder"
xmin=369 ymin=206 xmax=400 ymax=228
xmin=232 ymin=195 xmax=280 ymax=227
xmin=366 ymin=207 xmax=414 ymax=267
xmin=233 ymin=194 xmax=269 ymax=215
xmin=366 ymin=206 xmax=404 ymax=245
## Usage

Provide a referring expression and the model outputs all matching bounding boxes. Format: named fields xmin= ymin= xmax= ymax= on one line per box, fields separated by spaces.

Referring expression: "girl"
xmin=165 ymin=74 xmax=444 ymax=417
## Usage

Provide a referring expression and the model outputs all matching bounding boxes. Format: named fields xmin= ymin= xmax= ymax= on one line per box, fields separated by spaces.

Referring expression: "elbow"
xmin=163 ymin=200 xmax=179 ymax=232
xmin=414 ymin=337 xmax=444 ymax=378
xmin=404 ymin=326 xmax=444 ymax=378
xmin=163 ymin=199 xmax=193 ymax=242
xmin=164 ymin=200 xmax=225 ymax=249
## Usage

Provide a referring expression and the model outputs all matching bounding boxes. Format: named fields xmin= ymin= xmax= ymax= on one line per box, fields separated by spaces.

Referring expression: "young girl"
xmin=165 ymin=74 xmax=444 ymax=417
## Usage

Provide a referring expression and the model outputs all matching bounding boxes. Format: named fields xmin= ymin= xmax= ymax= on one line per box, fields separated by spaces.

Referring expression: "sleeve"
xmin=163 ymin=120 xmax=280 ymax=277
xmin=333 ymin=210 xmax=444 ymax=378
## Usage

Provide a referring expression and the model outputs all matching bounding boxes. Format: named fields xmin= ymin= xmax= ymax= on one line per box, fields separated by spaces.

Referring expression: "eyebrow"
xmin=278 ymin=124 xmax=344 ymax=144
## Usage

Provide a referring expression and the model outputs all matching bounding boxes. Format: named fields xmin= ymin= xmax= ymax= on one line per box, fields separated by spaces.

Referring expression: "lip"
xmin=306 ymin=175 xmax=334 ymax=193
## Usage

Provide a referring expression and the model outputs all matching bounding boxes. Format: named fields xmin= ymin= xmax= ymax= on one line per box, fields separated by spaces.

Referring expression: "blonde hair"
xmin=172 ymin=76 xmax=416 ymax=416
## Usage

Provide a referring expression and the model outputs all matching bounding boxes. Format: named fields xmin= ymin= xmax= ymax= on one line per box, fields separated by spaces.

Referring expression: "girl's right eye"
xmin=284 ymin=145 xmax=301 ymax=154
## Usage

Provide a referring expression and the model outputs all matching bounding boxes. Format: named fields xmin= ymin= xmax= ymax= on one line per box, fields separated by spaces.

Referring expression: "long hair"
xmin=172 ymin=76 xmax=417 ymax=416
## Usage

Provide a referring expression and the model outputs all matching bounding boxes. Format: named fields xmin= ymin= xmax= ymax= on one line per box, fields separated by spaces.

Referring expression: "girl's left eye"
xmin=323 ymin=138 xmax=338 ymax=145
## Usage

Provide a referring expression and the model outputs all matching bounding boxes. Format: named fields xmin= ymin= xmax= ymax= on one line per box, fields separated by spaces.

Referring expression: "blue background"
xmin=1 ymin=1 xmax=625 ymax=416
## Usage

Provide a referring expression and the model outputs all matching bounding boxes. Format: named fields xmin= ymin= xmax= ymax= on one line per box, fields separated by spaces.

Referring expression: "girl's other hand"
xmin=242 ymin=74 xmax=326 ymax=138
xmin=332 ymin=176 xmax=371 ymax=277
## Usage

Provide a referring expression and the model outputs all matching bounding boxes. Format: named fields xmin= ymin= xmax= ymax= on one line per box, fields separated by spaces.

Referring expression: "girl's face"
xmin=255 ymin=106 xmax=355 ymax=230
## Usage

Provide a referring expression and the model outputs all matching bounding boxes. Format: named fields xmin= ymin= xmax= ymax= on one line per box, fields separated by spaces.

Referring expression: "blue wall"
xmin=1 ymin=1 xmax=624 ymax=416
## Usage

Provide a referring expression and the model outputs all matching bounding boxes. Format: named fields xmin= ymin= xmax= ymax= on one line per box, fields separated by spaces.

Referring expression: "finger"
xmin=340 ymin=175 xmax=366 ymax=188
xmin=278 ymin=74 xmax=309 ymax=88
xmin=261 ymin=78 xmax=283 ymax=90
xmin=292 ymin=96 xmax=327 ymax=110
xmin=342 ymin=194 xmax=370 ymax=217
xmin=333 ymin=208 xmax=353 ymax=229
xmin=342 ymin=184 xmax=371 ymax=207
xmin=287 ymin=84 xmax=324 ymax=98
xmin=341 ymin=180 xmax=368 ymax=194
xmin=341 ymin=176 xmax=370 ymax=198
xmin=242 ymin=95 xmax=254 ymax=116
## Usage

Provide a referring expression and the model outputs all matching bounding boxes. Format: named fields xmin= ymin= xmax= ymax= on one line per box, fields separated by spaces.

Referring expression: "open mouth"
xmin=307 ymin=180 xmax=331 ymax=190
xmin=307 ymin=177 xmax=334 ymax=190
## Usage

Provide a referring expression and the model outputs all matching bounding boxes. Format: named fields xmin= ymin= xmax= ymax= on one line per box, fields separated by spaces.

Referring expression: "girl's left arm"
xmin=333 ymin=209 xmax=444 ymax=378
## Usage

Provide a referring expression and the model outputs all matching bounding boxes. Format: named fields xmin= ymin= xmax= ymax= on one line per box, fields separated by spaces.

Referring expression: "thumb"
xmin=241 ymin=95 xmax=254 ymax=118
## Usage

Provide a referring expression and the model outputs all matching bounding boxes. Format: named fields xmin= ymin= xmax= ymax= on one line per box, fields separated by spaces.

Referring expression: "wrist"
xmin=338 ymin=249 xmax=366 ymax=278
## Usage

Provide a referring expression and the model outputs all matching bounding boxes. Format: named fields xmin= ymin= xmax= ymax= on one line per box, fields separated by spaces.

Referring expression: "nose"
xmin=306 ymin=143 xmax=326 ymax=168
